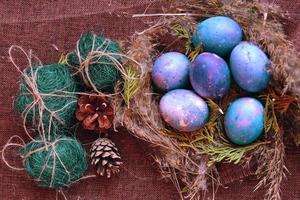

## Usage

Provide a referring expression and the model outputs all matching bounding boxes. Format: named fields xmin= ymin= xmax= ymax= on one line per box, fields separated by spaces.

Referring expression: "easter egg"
xmin=192 ymin=16 xmax=243 ymax=57
xmin=159 ymin=89 xmax=209 ymax=132
xmin=230 ymin=42 xmax=270 ymax=92
xmin=152 ymin=52 xmax=190 ymax=91
xmin=190 ymin=52 xmax=231 ymax=99
xmin=224 ymin=97 xmax=264 ymax=145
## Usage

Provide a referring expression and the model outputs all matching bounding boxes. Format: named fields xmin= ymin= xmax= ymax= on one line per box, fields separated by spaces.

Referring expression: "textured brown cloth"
xmin=0 ymin=1 xmax=299 ymax=200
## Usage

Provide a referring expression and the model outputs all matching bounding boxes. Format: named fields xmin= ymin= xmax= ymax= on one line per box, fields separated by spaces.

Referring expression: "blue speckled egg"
xmin=230 ymin=42 xmax=270 ymax=93
xmin=224 ymin=97 xmax=264 ymax=146
xmin=152 ymin=52 xmax=190 ymax=91
xmin=192 ymin=16 xmax=243 ymax=57
xmin=159 ymin=89 xmax=209 ymax=132
xmin=190 ymin=52 xmax=231 ymax=99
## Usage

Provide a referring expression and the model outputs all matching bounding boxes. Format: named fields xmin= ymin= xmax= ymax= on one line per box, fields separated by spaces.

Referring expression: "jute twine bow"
xmin=66 ymin=33 xmax=142 ymax=98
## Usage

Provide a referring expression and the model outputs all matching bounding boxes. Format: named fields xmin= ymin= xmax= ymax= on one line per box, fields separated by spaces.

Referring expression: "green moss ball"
xmin=15 ymin=64 xmax=78 ymax=135
xmin=21 ymin=135 xmax=88 ymax=188
xmin=67 ymin=32 xmax=121 ymax=92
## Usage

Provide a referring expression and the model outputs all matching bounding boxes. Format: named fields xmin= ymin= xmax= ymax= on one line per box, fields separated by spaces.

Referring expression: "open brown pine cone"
xmin=76 ymin=95 xmax=114 ymax=134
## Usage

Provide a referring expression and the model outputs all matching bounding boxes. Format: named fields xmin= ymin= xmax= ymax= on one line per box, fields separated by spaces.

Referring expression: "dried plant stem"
xmin=255 ymin=97 xmax=286 ymax=200
xmin=132 ymin=13 xmax=203 ymax=17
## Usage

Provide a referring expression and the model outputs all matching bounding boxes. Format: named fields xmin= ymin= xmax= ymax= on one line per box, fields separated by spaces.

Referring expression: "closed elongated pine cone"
xmin=90 ymin=138 xmax=123 ymax=178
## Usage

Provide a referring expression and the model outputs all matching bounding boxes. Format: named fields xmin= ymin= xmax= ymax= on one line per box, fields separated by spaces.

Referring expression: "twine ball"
xmin=21 ymin=135 xmax=88 ymax=188
xmin=15 ymin=64 xmax=78 ymax=135
xmin=67 ymin=32 xmax=121 ymax=92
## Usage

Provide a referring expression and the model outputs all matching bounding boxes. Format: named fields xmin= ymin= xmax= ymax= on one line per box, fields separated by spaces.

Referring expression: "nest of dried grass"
xmin=115 ymin=0 xmax=300 ymax=199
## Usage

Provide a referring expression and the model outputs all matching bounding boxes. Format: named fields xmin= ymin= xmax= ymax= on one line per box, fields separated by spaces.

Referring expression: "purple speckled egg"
xmin=159 ymin=89 xmax=209 ymax=132
xmin=192 ymin=16 xmax=243 ymax=57
xmin=152 ymin=52 xmax=190 ymax=91
xmin=230 ymin=42 xmax=270 ymax=93
xmin=224 ymin=97 xmax=264 ymax=145
xmin=190 ymin=52 xmax=231 ymax=99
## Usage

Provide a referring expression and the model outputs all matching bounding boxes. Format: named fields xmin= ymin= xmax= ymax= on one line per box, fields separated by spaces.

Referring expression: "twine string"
xmin=1 ymin=135 xmax=26 ymax=171
xmin=57 ymin=189 xmax=68 ymax=200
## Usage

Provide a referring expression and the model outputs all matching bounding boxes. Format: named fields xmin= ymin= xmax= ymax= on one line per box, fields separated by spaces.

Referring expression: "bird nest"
xmin=114 ymin=0 xmax=300 ymax=199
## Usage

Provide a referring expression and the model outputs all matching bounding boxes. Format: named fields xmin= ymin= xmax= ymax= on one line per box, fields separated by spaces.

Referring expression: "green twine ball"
xmin=21 ymin=135 xmax=88 ymax=188
xmin=67 ymin=32 xmax=121 ymax=92
xmin=15 ymin=64 xmax=78 ymax=135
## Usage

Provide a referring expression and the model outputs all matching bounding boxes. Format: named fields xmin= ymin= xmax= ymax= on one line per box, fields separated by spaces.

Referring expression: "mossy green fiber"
xmin=21 ymin=135 xmax=88 ymax=188
xmin=67 ymin=32 xmax=121 ymax=92
xmin=15 ymin=64 xmax=78 ymax=135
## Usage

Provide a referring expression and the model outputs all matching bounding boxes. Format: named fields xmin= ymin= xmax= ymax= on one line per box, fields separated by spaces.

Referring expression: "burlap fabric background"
xmin=0 ymin=0 xmax=299 ymax=199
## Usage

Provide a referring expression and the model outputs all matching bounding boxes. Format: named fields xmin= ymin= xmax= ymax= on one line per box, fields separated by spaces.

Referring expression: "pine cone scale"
xmin=82 ymin=114 xmax=98 ymax=130
xmin=98 ymin=115 xmax=112 ymax=129
xmin=96 ymin=146 xmax=105 ymax=151
xmin=103 ymin=107 xmax=114 ymax=115
xmin=75 ymin=110 xmax=89 ymax=121
xmin=80 ymin=103 xmax=95 ymax=113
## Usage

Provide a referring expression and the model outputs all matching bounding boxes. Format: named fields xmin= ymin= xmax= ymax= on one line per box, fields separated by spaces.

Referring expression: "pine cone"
xmin=90 ymin=138 xmax=123 ymax=178
xmin=76 ymin=95 xmax=114 ymax=134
